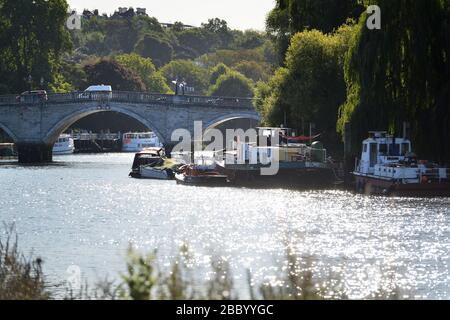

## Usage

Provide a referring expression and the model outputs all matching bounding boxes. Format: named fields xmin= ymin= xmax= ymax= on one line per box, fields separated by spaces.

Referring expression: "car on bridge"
xmin=16 ymin=90 xmax=48 ymax=103
xmin=78 ymin=85 xmax=112 ymax=100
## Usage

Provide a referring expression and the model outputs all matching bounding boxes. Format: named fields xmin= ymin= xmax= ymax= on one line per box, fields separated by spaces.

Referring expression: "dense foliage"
xmin=257 ymin=24 xmax=354 ymax=150
xmin=114 ymin=54 xmax=171 ymax=93
xmin=338 ymin=0 xmax=450 ymax=163
xmin=0 ymin=5 xmax=276 ymax=98
xmin=83 ymin=58 xmax=145 ymax=91
xmin=266 ymin=0 xmax=363 ymax=63
xmin=0 ymin=0 xmax=71 ymax=93
xmin=208 ymin=71 xmax=254 ymax=98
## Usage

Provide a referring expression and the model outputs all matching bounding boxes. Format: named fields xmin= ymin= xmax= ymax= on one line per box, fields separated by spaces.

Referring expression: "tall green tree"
xmin=84 ymin=58 xmax=146 ymax=91
xmin=134 ymin=34 xmax=173 ymax=68
xmin=208 ymin=71 xmax=254 ymax=98
xmin=257 ymin=24 xmax=355 ymax=150
xmin=201 ymin=18 xmax=233 ymax=48
xmin=338 ymin=0 xmax=450 ymax=163
xmin=115 ymin=54 xmax=172 ymax=93
xmin=160 ymin=60 xmax=209 ymax=94
xmin=209 ymin=63 xmax=231 ymax=85
xmin=0 ymin=0 xmax=72 ymax=93
xmin=266 ymin=0 xmax=362 ymax=63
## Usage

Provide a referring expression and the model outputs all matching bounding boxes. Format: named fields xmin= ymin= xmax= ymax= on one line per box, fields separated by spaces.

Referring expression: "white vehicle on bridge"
xmin=78 ymin=85 xmax=112 ymax=99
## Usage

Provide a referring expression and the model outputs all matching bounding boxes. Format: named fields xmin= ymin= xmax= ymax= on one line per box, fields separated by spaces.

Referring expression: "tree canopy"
xmin=338 ymin=0 xmax=450 ymax=163
xmin=83 ymin=58 xmax=146 ymax=91
xmin=257 ymin=24 xmax=354 ymax=149
xmin=209 ymin=63 xmax=231 ymax=85
xmin=114 ymin=54 xmax=172 ymax=93
xmin=0 ymin=0 xmax=71 ymax=93
xmin=160 ymin=60 xmax=209 ymax=95
xmin=266 ymin=0 xmax=363 ymax=63
xmin=134 ymin=34 xmax=174 ymax=68
xmin=208 ymin=71 xmax=254 ymax=98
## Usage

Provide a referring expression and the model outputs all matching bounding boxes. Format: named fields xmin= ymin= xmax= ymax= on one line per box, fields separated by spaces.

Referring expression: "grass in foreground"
xmin=0 ymin=226 xmax=404 ymax=300
xmin=0 ymin=224 xmax=49 ymax=300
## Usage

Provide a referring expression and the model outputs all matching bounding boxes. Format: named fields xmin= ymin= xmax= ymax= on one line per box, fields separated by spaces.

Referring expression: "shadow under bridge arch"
xmin=43 ymin=105 xmax=166 ymax=146
xmin=202 ymin=113 xmax=261 ymax=150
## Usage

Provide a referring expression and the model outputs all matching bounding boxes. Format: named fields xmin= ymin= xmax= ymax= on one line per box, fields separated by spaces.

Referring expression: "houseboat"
xmin=216 ymin=127 xmax=337 ymax=188
xmin=53 ymin=134 xmax=75 ymax=155
xmin=353 ymin=131 xmax=450 ymax=197
xmin=122 ymin=132 xmax=162 ymax=152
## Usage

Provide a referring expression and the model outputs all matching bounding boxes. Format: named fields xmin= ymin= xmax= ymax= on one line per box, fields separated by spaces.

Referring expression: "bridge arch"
xmin=203 ymin=113 xmax=261 ymax=133
xmin=43 ymin=105 xmax=166 ymax=145
xmin=0 ymin=122 xmax=18 ymax=142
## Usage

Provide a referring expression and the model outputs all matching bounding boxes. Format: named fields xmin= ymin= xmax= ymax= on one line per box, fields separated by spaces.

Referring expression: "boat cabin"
xmin=357 ymin=131 xmax=412 ymax=175
xmin=234 ymin=127 xmax=327 ymax=165
xmin=131 ymin=147 xmax=164 ymax=171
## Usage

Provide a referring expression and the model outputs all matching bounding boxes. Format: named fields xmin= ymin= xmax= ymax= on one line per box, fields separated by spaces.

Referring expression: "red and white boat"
xmin=353 ymin=131 xmax=450 ymax=197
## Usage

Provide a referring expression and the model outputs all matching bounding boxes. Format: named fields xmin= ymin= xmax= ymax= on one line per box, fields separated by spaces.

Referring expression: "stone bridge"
xmin=0 ymin=91 xmax=260 ymax=163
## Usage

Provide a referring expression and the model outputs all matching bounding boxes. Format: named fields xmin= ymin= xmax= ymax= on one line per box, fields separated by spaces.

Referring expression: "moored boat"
xmin=129 ymin=147 xmax=179 ymax=180
xmin=175 ymin=164 xmax=229 ymax=186
xmin=122 ymin=132 xmax=162 ymax=152
xmin=353 ymin=131 xmax=450 ymax=197
xmin=53 ymin=134 xmax=75 ymax=155
xmin=216 ymin=127 xmax=337 ymax=188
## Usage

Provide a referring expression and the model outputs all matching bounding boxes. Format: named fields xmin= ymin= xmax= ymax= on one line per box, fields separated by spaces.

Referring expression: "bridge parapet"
xmin=0 ymin=91 xmax=255 ymax=109
xmin=0 ymin=91 xmax=260 ymax=163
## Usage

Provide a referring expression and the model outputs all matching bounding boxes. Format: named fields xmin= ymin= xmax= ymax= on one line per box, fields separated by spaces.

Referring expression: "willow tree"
xmin=338 ymin=0 xmax=450 ymax=163
xmin=266 ymin=0 xmax=363 ymax=63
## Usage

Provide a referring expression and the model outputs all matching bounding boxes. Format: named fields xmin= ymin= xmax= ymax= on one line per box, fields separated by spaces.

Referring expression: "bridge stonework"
xmin=0 ymin=92 xmax=259 ymax=163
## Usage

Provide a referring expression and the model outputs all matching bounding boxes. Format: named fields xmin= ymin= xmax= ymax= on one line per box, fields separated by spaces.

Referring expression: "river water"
xmin=1 ymin=153 xmax=449 ymax=299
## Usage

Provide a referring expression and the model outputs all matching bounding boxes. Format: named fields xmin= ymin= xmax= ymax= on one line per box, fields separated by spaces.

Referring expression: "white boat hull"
xmin=140 ymin=166 xmax=170 ymax=180
xmin=53 ymin=148 xmax=75 ymax=155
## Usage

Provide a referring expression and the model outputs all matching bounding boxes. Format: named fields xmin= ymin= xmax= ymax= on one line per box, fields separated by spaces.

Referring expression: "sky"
xmin=68 ymin=0 xmax=275 ymax=31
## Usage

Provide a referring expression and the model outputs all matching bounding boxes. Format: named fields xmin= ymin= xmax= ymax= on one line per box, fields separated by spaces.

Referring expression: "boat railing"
xmin=71 ymin=132 xmax=121 ymax=141
xmin=419 ymin=168 xmax=450 ymax=181
xmin=294 ymin=147 xmax=327 ymax=163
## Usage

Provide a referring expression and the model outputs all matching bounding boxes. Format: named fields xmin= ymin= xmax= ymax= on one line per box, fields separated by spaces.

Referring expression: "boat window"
xmin=379 ymin=143 xmax=387 ymax=155
xmin=363 ymin=144 xmax=367 ymax=153
xmin=388 ymin=143 xmax=400 ymax=156
xmin=369 ymin=143 xmax=377 ymax=167
xmin=401 ymin=142 xmax=410 ymax=155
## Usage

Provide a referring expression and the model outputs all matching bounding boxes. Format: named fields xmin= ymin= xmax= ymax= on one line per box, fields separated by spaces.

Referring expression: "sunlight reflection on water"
xmin=1 ymin=153 xmax=450 ymax=299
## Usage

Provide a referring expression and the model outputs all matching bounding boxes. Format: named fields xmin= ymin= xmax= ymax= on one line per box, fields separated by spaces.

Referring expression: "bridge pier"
xmin=17 ymin=143 xmax=53 ymax=163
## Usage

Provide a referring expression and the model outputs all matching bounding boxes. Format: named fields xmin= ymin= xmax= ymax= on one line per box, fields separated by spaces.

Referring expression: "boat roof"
xmin=136 ymin=147 xmax=163 ymax=155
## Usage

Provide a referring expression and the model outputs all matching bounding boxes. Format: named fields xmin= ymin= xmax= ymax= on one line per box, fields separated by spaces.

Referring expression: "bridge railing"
xmin=0 ymin=91 xmax=255 ymax=109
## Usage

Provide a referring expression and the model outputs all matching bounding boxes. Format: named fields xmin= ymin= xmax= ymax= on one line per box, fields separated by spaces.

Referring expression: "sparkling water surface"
xmin=1 ymin=153 xmax=449 ymax=299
